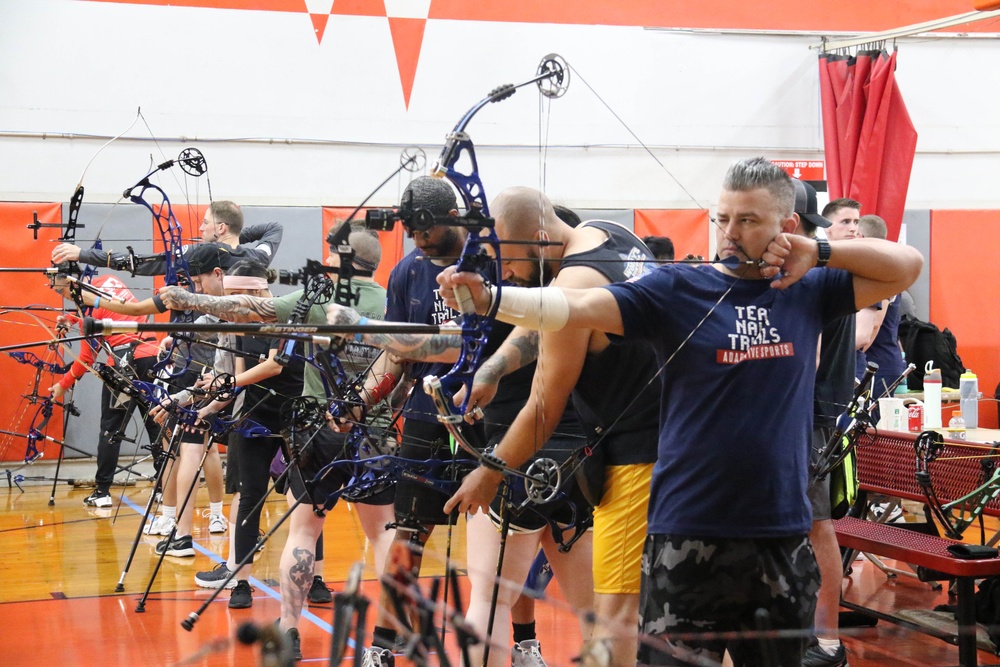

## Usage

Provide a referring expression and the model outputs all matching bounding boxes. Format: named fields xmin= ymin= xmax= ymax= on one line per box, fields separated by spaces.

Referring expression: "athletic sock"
xmin=512 ymin=621 xmax=536 ymax=644
xmin=816 ymin=637 xmax=841 ymax=655
xmin=210 ymin=501 xmax=223 ymax=516
xmin=373 ymin=626 xmax=397 ymax=650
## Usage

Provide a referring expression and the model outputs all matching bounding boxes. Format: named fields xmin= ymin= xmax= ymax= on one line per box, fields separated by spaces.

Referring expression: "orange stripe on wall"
xmin=929 ymin=210 xmax=1000 ymax=428
xmin=321 ymin=208 xmax=403 ymax=290
xmin=151 ymin=203 xmax=207 ymax=327
xmin=88 ymin=0 xmax=1000 ymax=33
xmin=429 ymin=0 xmax=995 ymax=32
xmin=633 ymin=209 xmax=710 ymax=260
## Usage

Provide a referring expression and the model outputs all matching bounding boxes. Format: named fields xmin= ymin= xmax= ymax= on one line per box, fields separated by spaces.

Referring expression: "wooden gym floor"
xmin=0 ymin=482 xmax=996 ymax=667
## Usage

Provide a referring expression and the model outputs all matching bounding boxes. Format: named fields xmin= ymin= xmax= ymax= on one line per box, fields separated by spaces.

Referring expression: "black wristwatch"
xmin=815 ymin=238 xmax=831 ymax=268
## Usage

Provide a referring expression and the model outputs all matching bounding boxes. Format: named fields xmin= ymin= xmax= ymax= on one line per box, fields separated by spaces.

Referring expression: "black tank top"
xmin=559 ymin=221 xmax=659 ymax=465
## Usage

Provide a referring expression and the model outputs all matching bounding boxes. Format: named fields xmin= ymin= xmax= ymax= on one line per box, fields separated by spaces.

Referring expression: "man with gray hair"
xmin=437 ymin=157 xmax=923 ymax=666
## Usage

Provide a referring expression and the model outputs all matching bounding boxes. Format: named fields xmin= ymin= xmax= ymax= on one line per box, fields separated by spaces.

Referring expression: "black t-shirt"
xmin=238 ymin=335 xmax=305 ymax=432
xmin=560 ymin=221 xmax=659 ymax=464
xmin=482 ymin=320 xmax=585 ymax=463
xmin=815 ymin=313 xmax=856 ymax=428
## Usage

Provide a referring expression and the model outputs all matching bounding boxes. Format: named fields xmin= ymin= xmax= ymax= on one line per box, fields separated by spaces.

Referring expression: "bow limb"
xmin=54 ymin=110 xmax=143 ymax=318
xmin=418 ymin=56 xmax=575 ymax=501
xmin=915 ymin=430 xmax=1000 ymax=540
xmin=0 ymin=312 xmax=78 ymax=465
xmin=122 ymin=155 xmax=207 ymax=377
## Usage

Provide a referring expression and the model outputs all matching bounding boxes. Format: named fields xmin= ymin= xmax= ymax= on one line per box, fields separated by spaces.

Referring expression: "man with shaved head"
xmin=445 ymin=186 xmax=661 ymax=666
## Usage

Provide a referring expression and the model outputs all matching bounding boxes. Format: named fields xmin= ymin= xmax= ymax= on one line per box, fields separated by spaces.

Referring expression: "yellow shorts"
xmin=592 ymin=462 xmax=653 ymax=595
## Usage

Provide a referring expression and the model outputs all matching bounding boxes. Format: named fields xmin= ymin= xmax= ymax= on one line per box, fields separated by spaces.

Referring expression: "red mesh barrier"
xmin=856 ymin=429 xmax=1000 ymax=515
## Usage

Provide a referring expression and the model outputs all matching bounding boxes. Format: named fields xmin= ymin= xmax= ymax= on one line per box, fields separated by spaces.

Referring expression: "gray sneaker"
xmin=154 ymin=534 xmax=194 ymax=557
xmin=512 ymin=640 xmax=547 ymax=667
xmin=195 ymin=562 xmax=237 ymax=589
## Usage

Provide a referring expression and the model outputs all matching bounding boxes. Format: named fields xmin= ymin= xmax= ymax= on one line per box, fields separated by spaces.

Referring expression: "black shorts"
xmin=807 ymin=428 xmax=832 ymax=521
xmin=638 ymin=534 xmax=819 ymax=667
xmin=285 ymin=424 xmax=394 ymax=509
xmin=224 ymin=434 xmax=240 ymax=494
xmin=394 ymin=418 xmax=478 ymax=526
xmin=487 ymin=436 xmax=593 ymax=533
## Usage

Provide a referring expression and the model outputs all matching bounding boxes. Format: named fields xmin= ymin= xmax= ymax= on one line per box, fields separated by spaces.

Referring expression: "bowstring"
xmin=138 ymin=109 xmax=211 ymax=245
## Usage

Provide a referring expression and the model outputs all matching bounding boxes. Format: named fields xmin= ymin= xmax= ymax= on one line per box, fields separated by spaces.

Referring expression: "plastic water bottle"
xmin=923 ymin=361 xmax=942 ymax=429
xmin=895 ymin=352 xmax=909 ymax=396
xmin=948 ymin=411 xmax=967 ymax=440
xmin=960 ymin=369 xmax=979 ymax=430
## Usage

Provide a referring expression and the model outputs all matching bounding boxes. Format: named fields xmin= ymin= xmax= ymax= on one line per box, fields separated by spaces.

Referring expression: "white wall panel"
xmin=1 ymin=0 xmax=998 ymax=209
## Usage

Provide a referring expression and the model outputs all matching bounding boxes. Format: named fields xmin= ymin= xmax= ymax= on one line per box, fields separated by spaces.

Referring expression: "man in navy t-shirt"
xmin=357 ymin=175 xmax=482 ymax=661
xmin=436 ymin=158 xmax=923 ymax=666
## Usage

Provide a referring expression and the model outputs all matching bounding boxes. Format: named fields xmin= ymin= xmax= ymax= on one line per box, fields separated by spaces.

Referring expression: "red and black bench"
xmin=834 ymin=429 xmax=1000 ymax=667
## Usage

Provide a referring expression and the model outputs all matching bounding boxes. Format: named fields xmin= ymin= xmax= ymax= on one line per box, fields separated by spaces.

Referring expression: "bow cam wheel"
xmin=537 ymin=54 xmax=570 ymax=99
xmin=177 ymin=148 xmax=208 ymax=176
xmin=524 ymin=457 xmax=561 ymax=503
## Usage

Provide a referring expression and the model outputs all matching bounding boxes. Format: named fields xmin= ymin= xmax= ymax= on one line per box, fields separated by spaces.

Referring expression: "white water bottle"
xmin=960 ymin=369 xmax=979 ymax=430
xmin=923 ymin=361 xmax=942 ymax=429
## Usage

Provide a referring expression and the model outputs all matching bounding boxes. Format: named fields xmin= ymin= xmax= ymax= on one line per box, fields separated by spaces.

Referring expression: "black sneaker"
xmin=155 ymin=535 xmax=194 ymax=557
xmin=361 ymin=647 xmax=395 ymax=667
xmin=307 ymin=575 xmax=332 ymax=603
xmin=83 ymin=489 xmax=113 ymax=508
xmin=802 ymin=642 xmax=848 ymax=667
xmin=287 ymin=626 xmax=302 ymax=661
xmin=228 ymin=580 xmax=253 ymax=609
xmin=195 ymin=562 xmax=237 ymax=589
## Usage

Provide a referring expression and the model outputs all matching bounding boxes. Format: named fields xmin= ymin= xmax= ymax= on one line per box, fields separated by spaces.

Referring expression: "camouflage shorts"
xmin=638 ymin=533 xmax=820 ymax=667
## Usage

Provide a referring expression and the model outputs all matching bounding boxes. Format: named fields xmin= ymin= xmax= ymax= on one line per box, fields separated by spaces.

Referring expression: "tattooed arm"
xmin=158 ymin=286 xmax=277 ymax=322
xmin=326 ymin=302 xmax=461 ymax=362
xmin=452 ymin=326 xmax=539 ymax=416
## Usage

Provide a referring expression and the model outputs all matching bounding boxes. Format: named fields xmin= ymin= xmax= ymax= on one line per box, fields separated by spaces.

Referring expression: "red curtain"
xmin=818 ymin=49 xmax=917 ymax=241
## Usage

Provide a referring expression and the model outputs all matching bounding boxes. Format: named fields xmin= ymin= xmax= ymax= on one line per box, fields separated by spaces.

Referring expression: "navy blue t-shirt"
xmin=606 ymin=264 xmax=855 ymax=538
xmin=859 ymin=295 xmax=905 ymax=390
xmin=385 ymin=249 xmax=459 ymax=423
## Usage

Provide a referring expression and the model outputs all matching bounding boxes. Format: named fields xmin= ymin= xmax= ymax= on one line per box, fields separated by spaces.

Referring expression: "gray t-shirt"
xmin=272 ymin=280 xmax=387 ymax=409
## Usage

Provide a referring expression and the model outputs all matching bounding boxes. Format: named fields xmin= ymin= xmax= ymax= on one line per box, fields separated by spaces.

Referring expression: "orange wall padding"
xmin=929 ymin=210 xmax=1000 ymax=428
xmin=322 ymin=207 xmax=404 ymax=290
xmin=0 ymin=202 xmax=66 ymax=462
xmin=150 ymin=202 xmax=206 ymax=325
xmin=633 ymin=209 xmax=710 ymax=260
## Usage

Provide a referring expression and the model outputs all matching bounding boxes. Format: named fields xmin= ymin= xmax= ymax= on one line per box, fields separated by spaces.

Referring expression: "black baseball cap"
xmin=185 ymin=242 xmax=235 ymax=275
xmin=792 ymin=179 xmax=831 ymax=229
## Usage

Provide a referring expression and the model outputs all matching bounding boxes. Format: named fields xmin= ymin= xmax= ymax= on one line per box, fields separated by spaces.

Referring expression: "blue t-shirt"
xmin=606 ymin=264 xmax=856 ymax=538
xmin=385 ymin=249 xmax=459 ymax=423
xmin=859 ymin=295 xmax=905 ymax=390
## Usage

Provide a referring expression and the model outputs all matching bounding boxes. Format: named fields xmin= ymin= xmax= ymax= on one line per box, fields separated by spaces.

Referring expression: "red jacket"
xmin=58 ymin=275 xmax=160 ymax=389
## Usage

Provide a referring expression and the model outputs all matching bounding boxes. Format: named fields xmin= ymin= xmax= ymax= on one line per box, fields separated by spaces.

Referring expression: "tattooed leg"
xmin=279 ymin=495 xmax=326 ymax=631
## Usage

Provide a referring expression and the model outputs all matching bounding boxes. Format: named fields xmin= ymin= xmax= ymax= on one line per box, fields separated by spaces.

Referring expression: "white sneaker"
xmin=83 ymin=490 xmax=113 ymax=508
xmin=512 ymin=640 xmax=547 ymax=667
xmin=871 ymin=502 xmax=904 ymax=523
xmin=144 ymin=515 xmax=176 ymax=536
xmin=208 ymin=514 xmax=228 ymax=534
xmin=361 ymin=648 xmax=394 ymax=667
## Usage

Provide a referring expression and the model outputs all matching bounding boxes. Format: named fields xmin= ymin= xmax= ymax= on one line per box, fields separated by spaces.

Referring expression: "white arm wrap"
xmin=490 ymin=285 xmax=569 ymax=331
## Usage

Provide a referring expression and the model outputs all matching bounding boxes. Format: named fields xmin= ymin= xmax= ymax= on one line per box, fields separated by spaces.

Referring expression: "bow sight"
xmin=365 ymin=206 xmax=496 ymax=236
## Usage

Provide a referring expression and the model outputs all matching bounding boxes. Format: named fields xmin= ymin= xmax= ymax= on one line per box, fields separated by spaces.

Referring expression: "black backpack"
xmin=898 ymin=315 xmax=965 ymax=390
